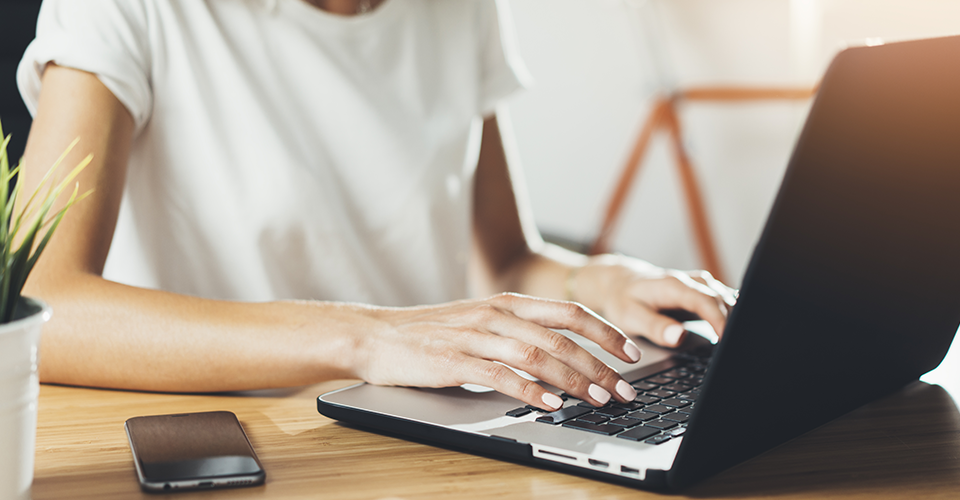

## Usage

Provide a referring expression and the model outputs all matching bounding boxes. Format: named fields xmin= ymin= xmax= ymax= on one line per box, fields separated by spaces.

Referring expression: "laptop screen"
xmin=670 ymin=36 xmax=960 ymax=489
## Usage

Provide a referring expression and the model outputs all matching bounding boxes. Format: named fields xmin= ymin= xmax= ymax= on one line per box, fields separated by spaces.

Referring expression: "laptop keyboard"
xmin=505 ymin=345 xmax=714 ymax=446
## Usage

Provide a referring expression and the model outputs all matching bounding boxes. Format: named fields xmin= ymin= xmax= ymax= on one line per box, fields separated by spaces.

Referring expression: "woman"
xmin=16 ymin=0 xmax=733 ymax=411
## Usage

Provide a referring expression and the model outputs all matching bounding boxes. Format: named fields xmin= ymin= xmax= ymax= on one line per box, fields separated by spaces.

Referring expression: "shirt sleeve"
xmin=16 ymin=0 xmax=153 ymax=135
xmin=477 ymin=0 xmax=534 ymax=117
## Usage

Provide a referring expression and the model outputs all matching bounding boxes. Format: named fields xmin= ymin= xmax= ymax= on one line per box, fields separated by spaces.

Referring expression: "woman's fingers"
xmin=370 ymin=293 xmax=642 ymax=410
xmin=462 ymin=310 xmax=636 ymax=405
xmin=641 ymin=274 xmax=729 ymax=340
xmin=612 ymin=297 xmax=689 ymax=348
xmin=688 ymin=270 xmax=738 ymax=309
xmin=487 ymin=293 xmax=643 ymax=365
xmin=457 ymin=357 xmax=566 ymax=411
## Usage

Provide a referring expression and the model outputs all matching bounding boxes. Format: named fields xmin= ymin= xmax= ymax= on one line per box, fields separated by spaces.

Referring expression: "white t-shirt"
xmin=18 ymin=0 xmax=528 ymax=305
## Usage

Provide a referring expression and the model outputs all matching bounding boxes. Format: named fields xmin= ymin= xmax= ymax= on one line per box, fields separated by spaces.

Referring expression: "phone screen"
xmin=124 ymin=411 xmax=265 ymax=491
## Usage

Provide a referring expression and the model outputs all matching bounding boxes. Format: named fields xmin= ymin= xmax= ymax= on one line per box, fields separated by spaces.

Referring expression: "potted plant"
xmin=0 ymin=117 xmax=91 ymax=500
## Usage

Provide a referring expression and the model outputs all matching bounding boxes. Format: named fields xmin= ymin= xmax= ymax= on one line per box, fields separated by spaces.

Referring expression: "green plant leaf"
xmin=0 ymin=116 xmax=92 ymax=322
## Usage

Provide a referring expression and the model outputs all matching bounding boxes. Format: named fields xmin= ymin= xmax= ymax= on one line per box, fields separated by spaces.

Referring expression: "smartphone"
xmin=124 ymin=411 xmax=266 ymax=492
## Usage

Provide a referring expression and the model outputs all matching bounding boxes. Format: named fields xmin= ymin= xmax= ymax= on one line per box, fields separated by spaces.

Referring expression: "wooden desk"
xmin=33 ymin=337 xmax=960 ymax=499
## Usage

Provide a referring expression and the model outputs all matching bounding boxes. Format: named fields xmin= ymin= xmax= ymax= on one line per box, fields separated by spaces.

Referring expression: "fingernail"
xmin=664 ymin=324 xmax=686 ymax=346
xmin=588 ymin=384 xmax=611 ymax=405
xmin=542 ymin=392 xmax=563 ymax=410
xmin=623 ymin=340 xmax=642 ymax=362
xmin=616 ymin=380 xmax=637 ymax=401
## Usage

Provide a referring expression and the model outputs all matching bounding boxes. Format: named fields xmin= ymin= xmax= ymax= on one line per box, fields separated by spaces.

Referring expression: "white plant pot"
xmin=0 ymin=297 xmax=51 ymax=500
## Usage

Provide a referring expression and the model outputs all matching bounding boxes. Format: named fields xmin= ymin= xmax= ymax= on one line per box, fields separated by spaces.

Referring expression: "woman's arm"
xmin=22 ymin=65 xmax=639 ymax=410
xmin=472 ymin=113 xmax=735 ymax=347
xmin=22 ymin=65 xmax=360 ymax=391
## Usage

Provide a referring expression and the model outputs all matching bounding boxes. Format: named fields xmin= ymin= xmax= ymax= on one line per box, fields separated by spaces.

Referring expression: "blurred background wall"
xmin=505 ymin=0 xmax=960 ymax=287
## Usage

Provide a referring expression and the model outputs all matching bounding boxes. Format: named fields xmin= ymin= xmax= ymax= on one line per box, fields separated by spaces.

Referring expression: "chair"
xmin=589 ymin=86 xmax=816 ymax=284
xmin=588 ymin=1 xmax=816 ymax=283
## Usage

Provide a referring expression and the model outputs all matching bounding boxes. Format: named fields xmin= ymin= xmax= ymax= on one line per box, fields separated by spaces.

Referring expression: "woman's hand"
xmin=354 ymin=293 xmax=643 ymax=411
xmin=570 ymin=254 xmax=738 ymax=348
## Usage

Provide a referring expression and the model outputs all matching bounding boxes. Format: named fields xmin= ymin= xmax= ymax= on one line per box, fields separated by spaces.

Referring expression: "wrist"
xmin=564 ymin=265 xmax=582 ymax=302
xmin=566 ymin=253 xmax=661 ymax=313
xmin=564 ymin=254 xmax=620 ymax=311
xmin=288 ymin=300 xmax=381 ymax=382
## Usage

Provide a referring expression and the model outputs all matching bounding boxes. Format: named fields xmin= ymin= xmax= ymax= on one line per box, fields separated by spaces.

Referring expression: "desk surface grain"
xmin=33 ymin=336 xmax=960 ymax=500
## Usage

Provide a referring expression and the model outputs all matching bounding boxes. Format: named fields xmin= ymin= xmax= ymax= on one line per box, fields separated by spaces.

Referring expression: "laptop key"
xmin=660 ymin=398 xmax=691 ymax=408
xmin=661 ymin=412 xmax=691 ymax=423
xmin=595 ymin=407 xmax=628 ymax=418
xmin=535 ymin=405 xmax=592 ymax=424
xmin=645 ymin=376 xmax=674 ymax=385
xmin=626 ymin=410 xmax=658 ymax=421
xmin=677 ymin=392 xmax=698 ymax=402
xmin=661 ymin=369 xmax=690 ymax=379
xmin=616 ymin=426 xmax=660 ymax=442
xmin=562 ymin=420 xmax=622 ymax=436
xmin=634 ymin=395 xmax=660 ymax=404
xmin=642 ymin=404 xmax=673 ymax=414
xmin=611 ymin=401 xmax=645 ymax=410
xmin=645 ymin=390 xmax=676 ymax=398
xmin=607 ymin=417 xmax=641 ymax=428
xmin=506 ymin=407 xmax=532 ymax=417
xmin=645 ymin=434 xmax=673 ymax=445
xmin=578 ymin=413 xmax=610 ymax=424
xmin=662 ymin=383 xmax=692 ymax=393
xmin=577 ymin=401 xmax=604 ymax=409
xmin=677 ymin=404 xmax=696 ymax=415
xmin=644 ymin=419 xmax=678 ymax=430
xmin=631 ymin=382 xmax=659 ymax=391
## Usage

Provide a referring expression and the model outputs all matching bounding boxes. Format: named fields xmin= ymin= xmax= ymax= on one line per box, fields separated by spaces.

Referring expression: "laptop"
xmin=318 ymin=34 xmax=960 ymax=491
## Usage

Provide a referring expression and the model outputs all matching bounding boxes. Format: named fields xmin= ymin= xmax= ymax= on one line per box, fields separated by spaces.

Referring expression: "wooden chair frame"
xmin=589 ymin=86 xmax=817 ymax=283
